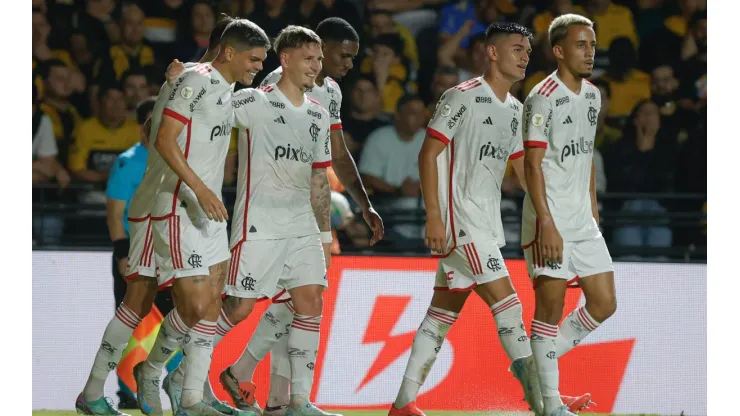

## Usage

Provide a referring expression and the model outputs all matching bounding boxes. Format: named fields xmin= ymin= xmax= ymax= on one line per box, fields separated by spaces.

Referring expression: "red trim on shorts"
xmin=271 ymin=288 xmax=287 ymax=301
xmin=312 ymin=161 xmax=332 ymax=168
xmin=426 ymin=128 xmax=450 ymax=145
xmin=128 ymin=214 xmax=151 ymax=222
xmin=124 ymin=272 xmax=139 ymax=281
xmin=163 ymin=108 xmax=189 ymax=124
xmin=330 ymin=123 xmax=343 ymax=131
xmin=524 ymin=141 xmax=548 ymax=149
xmin=568 ymin=276 xmax=580 ymax=288
xmin=509 ymin=150 xmax=524 ymax=160
xmin=272 ymin=297 xmax=293 ymax=304
xmin=433 ymin=283 xmax=477 ymax=292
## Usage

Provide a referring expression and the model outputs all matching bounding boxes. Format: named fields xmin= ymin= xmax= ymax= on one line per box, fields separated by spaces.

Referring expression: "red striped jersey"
xmin=522 ymin=72 xmax=601 ymax=241
xmin=426 ymin=77 xmax=525 ymax=256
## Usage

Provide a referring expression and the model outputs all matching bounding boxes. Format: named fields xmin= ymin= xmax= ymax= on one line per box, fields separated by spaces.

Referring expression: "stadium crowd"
xmin=32 ymin=0 xmax=707 ymax=254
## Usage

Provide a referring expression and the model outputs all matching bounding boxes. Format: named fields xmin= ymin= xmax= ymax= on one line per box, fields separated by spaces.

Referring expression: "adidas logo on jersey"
xmin=482 ymin=117 xmax=493 ymax=125
xmin=563 ymin=116 xmax=573 ymax=124
xmin=274 ymin=116 xmax=286 ymax=124
xmin=458 ymin=229 xmax=467 ymax=237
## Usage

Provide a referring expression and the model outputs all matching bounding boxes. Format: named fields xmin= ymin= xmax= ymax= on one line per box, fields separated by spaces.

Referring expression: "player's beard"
xmin=578 ymin=70 xmax=592 ymax=79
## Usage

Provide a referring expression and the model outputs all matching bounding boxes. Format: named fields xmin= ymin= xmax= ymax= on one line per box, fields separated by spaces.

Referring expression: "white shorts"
xmin=433 ymin=240 xmax=509 ymax=292
xmin=226 ymin=234 xmax=327 ymax=299
xmin=522 ymin=232 xmax=614 ymax=283
xmin=150 ymin=213 xmax=230 ymax=279
xmin=125 ymin=218 xmax=174 ymax=289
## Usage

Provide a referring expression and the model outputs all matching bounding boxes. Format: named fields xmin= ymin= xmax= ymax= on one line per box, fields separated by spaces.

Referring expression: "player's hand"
xmin=117 ymin=257 xmax=128 ymax=276
xmin=56 ymin=168 xmax=71 ymax=189
xmin=195 ymin=186 xmax=229 ymax=222
xmin=166 ymin=59 xmax=186 ymax=85
xmin=425 ymin=217 xmax=447 ymax=253
xmin=322 ymin=242 xmax=332 ymax=269
xmin=540 ymin=219 xmax=563 ymax=266
xmin=362 ymin=207 xmax=385 ymax=245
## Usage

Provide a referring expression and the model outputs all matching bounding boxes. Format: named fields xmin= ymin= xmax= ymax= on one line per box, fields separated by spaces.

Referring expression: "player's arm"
xmin=523 ymin=94 xmax=562 ymax=264
xmin=157 ymin=73 xmax=228 ymax=221
xmin=310 ymin=167 xmax=332 ymax=267
xmin=590 ymin=162 xmax=599 ymax=225
xmin=510 ymin=154 xmax=527 ymax=193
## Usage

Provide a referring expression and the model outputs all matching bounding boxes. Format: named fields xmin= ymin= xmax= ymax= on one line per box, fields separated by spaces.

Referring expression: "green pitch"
xmin=31 ymin=411 xmax=660 ymax=416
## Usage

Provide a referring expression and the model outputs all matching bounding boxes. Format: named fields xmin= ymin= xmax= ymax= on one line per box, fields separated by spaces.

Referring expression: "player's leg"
xmin=391 ymin=280 xmax=468 ymax=416
xmin=265 ymin=314 xmax=293 ymax=415
xmin=280 ymin=235 xmax=334 ymax=415
xmin=76 ymin=219 xmax=158 ymax=416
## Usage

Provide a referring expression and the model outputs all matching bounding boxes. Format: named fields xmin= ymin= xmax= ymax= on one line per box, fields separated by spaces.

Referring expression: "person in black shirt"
xmin=343 ymin=75 xmax=392 ymax=157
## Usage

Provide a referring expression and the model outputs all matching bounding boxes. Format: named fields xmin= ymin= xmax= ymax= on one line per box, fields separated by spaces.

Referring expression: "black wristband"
xmin=113 ymin=239 xmax=130 ymax=259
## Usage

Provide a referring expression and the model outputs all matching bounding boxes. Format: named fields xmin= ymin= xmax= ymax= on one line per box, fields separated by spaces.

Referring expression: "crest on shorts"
xmin=181 ymin=86 xmax=194 ymax=99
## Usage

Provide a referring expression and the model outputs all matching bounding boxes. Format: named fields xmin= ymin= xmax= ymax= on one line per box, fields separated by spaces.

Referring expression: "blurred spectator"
xmin=598 ymin=37 xmax=651 ymax=122
xmin=678 ymin=10 xmax=707 ymax=113
xmin=522 ymin=36 xmax=557 ymax=97
xmin=139 ymin=0 xmax=190 ymax=57
xmin=604 ymin=100 xmax=675 ymax=251
xmin=367 ymin=9 xmax=419 ymax=69
xmin=438 ymin=0 xmax=497 ymax=49
xmin=92 ymin=4 xmax=155 ymax=113
xmin=368 ymin=0 xmax=447 ymax=36
xmin=590 ymin=78 xmax=622 ymax=150
xmin=174 ymin=0 xmax=216 ymax=63
xmin=217 ymin=0 xmax=256 ymax=19
xmin=674 ymin=107 xmax=706 ymax=245
xmin=651 ymin=64 xmax=690 ymax=142
xmin=74 ymin=0 xmax=118 ymax=59
xmin=426 ymin=66 xmax=459 ymax=117
xmin=359 ymin=95 xmax=426 ymax=239
xmin=583 ymin=0 xmax=638 ymax=70
xmin=441 ymin=32 xmax=488 ymax=83
xmin=33 ymin=10 xmax=86 ymax=98
xmin=69 ymin=85 xmax=139 ymax=185
xmin=41 ymin=59 xmax=83 ymax=166
xmin=33 ymin=84 xmax=70 ymax=246
xmin=122 ymin=69 xmax=152 ymax=121
xmin=531 ymin=0 xmax=586 ymax=37
xmin=638 ymin=0 xmax=705 ymax=71
xmin=633 ymin=0 xmax=665 ymax=41
xmin=343 ymin=75 xmax=392 ymax=155
xmin=251 ymin=0 xmax=295 ymax=37
xmin=361 ymin=34 xmax=417 ymax=114
xmin=298 ymin=0 xmax=363 ymax=38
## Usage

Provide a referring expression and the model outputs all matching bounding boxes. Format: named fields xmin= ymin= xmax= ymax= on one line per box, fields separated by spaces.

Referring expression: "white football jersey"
xmin=426 ymin=77 xmax=524 ymax=255
xmin=230 ymin=83 xmax=332 ymax=244
xmin=261 ymin=67 xmax=343 ymax=130
xmin=129 ymin=63 xmax=234 ymax=220
xmin=522 ymin=72 xmax=601 ymax=241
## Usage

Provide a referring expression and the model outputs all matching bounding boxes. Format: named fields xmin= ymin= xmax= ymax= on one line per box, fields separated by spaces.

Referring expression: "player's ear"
xmin=552 ymin=43 xmax=565 ymax=60
xmin=279 ymin=51 xmax=289 ymax=68
xmin=486 ymin=43 xmax=497 ymax=61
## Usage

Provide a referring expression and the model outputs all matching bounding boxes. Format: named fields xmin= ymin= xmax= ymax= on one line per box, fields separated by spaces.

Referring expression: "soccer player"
xmin=521 ymin=14 xmax=615 ymax=416
xmin=73 ymin=16 xmax=248 ymax=416
xmin=127 ymin=20 xmax=270 ymax=416
xmin=218 ymin=26 xmax=338 ymax=416
xmin=389 ymin=22 xmax=543 ymax=416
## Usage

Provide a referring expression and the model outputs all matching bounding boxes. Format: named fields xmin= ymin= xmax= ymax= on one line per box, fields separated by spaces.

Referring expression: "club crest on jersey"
xmin=309 ymin=123 xmax=321 ymax=142
xmin=447 ymin=105 xmax=467 ymax=129
xmin=478 ymin=142 xmax=509 ymax=161
xmin=180 ymin=86 xmax=194 ymax=99
xmin=587 ymin=106 xmax=598 ymax=126
xmin=329 ymin=100 xmax=339 ymax=119
xmin=560 ymin=136 xmax=595 ymax=162
xmin=511 ymin=118 xmax=519 ymax=135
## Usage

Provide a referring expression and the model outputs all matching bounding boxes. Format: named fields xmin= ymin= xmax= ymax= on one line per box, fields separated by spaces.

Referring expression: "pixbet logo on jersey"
xmin=275 ymin=144 xmax=313 ymax=164
xmin=210 ymin=121 xmax=232 ymax=141
xmin=560 ymin=136 xmax=595 ymax=162
xmin=478 ymin=141 xmax=510 ymax=161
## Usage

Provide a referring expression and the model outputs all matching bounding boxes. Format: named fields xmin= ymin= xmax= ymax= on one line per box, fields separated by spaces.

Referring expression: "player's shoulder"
xmin=524 ymin=75 xmax=560 ymax=106
xmin=451 ymin=77 xmax=485 ymax=97
xmin=232 ymin=87 xmax=266 ymax=109
xmin=582 ymin=79 xmax=601 ymax=100
xmin=508 ymin=93 xmax=523 ymax=113
xmin=325 ymin=77 xmax=342 ymax=94
xmin=261 ymin=67 xmax=283 ymax=86
xmin=307 ymin=96 xmax=331 ymax=123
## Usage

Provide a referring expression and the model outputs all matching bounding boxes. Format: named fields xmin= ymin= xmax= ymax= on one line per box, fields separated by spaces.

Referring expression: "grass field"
xmin=31 ymin=411 xmax=660 ymax=416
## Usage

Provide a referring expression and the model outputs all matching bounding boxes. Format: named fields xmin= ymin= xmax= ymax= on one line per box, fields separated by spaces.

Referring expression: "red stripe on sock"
xmin=427 ymin=309 xmax=457 ymax=325
xmin=168 ymin=312 xmax=188 ymax=335
xmin=115 ymin=309 xmax=138 ymax=329
xmin=291 ymin=323 xmax=320 ymax=333
xmin=578 ymin=307 xmax=598 ymax=331
xmin=292 ymin=319 xmax=321 ymax=329
xmin=492 ymin=297 xmax=521 ymax=315
xmin=285 ymin=302 xmax=295 ymax=313
xmin=531 ymin=321 xmax=558 ymax=338
xmin=117 ymin=306 xmax=142 ymax=327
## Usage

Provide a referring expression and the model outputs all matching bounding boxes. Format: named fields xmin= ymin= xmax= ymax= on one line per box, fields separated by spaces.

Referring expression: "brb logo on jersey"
xmin=270 ymin=101 xmax=285 ymax=109
xmin=560 ymin=136 xmax=595 ymax=162
xmin=210 ymin=121 xmax=232 ymax=141
xmin=447 ymin=105 xmax=467 ymax=129
xmin=307 ymin=109 xmax=323 ymax=119
xmin=478 ymin=142 xmax=510 ymax=161
xmin=275 ymin=144 xmax=313 ymax=164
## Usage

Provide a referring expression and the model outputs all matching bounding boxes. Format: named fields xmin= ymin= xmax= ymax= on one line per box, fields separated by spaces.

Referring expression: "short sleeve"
xmin=231 ymin=89 xmax=256 ymax=129
xmin=312 ymin=116 xmax=332 ymax=168
xmin=163 ymin=71 xmax=209 ymax=124
xmin=329 ymin=83 xmax=343 ymax=129
xmin=522 ymin=93 xmax=553 ymax=148
xmin=260 ymin=69 xmax=281 ymax=87
xmin=106 ymin=156 xmax=133 ymax=201
xmin=426 ymin=88 xmax=469 ymax=145
xmin=33 ymin=116 xmax=58 ymax=158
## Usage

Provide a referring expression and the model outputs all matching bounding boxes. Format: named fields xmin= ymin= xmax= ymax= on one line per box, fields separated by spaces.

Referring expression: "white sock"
xmin=268 ymin=319 xmax=292 ymax=408
xmin=531 ymin=320 xmax=563 ymax=413
xmin=202 ymin=309 xmax=236 ymax=403
xmin=83 ymin=303 xmax=142 ymax=401
xmin=143 ymin=309 xmax=190 ymax=379
xmin=394 ymin=306 xmax=458 ymax=409
xmin=232 ymin=301 xmax=294 ymax=382
xmin=288 ymin=314 xmax=321 ymax=403
xmin=491 ymin=294 xmax=532 ymax=362
xmin=555 ymin=306 xmax=600 ymax=357
xmin=181 ymin=320 xmax=217 ymax=408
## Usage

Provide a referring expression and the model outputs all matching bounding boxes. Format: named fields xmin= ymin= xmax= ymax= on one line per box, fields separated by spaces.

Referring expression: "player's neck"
xmin=211 ymin=61 xmax=234 ymax=84
xmin=556 ymin=67 xmax=583 ymax=95
xmin=276 ymin=78 xmax=306 ymax=107
xmin=315 ymin=71 xmax=327 ymax=87
xmin=482 ymin=71 xmax=513 ymax=102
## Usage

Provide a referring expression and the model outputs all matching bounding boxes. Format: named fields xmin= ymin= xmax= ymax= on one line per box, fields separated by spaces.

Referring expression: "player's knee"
xmin=535 ymin=295 xmax=565 ymax=322
xmin=589 ymin=296 xmax=617 ymax=322
xmin=179 ymin=299 xmax=210 ymax=326
xmin=223 ymin=297 xmax=254 ymax=324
